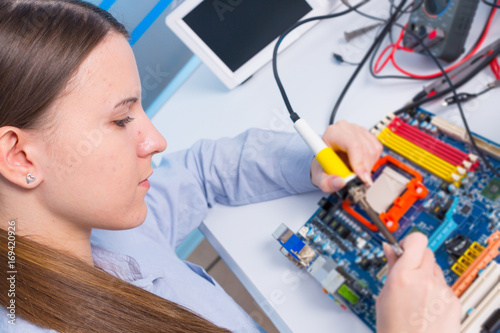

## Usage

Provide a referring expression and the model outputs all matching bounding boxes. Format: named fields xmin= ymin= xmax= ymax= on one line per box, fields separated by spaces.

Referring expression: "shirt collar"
xmin=91 ymin=243 xmax=143 ymax=282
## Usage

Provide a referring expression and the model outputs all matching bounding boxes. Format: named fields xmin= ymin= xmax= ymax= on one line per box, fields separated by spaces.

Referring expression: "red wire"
xmin=374 ymin=3 xmax=498 ymax=79
xmin=374 ymin=45 xmax=396 ymax=73
xmin=374 ymin=26 xmax=409 ymax=74
xmin=490 ymin=57 xmax=500 ymax=79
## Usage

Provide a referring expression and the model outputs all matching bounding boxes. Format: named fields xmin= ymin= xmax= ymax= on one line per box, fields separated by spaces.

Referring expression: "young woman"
xmin=0 ymin=1 xmax=460 ymax=332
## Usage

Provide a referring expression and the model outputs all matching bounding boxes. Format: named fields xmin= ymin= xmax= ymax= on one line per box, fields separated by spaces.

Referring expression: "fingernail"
xmin=362 ymin=172 xmax=373 ymax=186
xmin=331 ymin=177 xmax=346 ymax=190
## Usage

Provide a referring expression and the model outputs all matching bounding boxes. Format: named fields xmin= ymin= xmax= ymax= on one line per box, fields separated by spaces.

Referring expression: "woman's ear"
xmin=0 ymin=127 xmax=43 ymax=188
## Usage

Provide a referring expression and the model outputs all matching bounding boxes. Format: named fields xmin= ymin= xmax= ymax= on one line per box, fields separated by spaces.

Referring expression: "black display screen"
xmin=183 ymin=0 xmax=312 ymax=72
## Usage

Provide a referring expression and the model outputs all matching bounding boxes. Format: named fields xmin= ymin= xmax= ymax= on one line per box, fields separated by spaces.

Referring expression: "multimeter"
xmin=403 ymin=0 xmax=480 ymax=62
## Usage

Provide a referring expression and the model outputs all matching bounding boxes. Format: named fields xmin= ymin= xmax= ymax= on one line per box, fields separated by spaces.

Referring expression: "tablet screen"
xmin=183 ymin=0 xmax=312 ymax=72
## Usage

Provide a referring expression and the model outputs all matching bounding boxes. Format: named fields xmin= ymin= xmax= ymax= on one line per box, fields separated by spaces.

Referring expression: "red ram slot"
xmin=389 ymin=117 xmax=467 ymax=165
xmin=388 ymin=117 xmax=474 ymax=170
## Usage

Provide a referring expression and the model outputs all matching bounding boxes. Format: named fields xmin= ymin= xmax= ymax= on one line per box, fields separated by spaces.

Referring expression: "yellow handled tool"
xmin=294 ymin=118 xmax=356 ymax=181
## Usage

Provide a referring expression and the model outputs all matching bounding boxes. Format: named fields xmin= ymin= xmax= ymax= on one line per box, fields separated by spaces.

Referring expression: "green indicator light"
xmin=338 ymin=284 xmax=360 ymax=305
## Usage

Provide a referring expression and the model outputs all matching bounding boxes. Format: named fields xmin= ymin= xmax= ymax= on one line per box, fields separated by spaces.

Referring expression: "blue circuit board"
xmin=274 ymin=110 xmax=500 ymax=331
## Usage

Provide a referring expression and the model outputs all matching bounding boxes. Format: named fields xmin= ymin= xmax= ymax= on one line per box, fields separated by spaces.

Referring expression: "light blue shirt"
xmin=2 ymin=129 xmax=316 ymax=332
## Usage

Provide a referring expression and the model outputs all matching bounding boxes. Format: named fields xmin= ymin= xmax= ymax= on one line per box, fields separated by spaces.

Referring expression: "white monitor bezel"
xmin=166 ymin=0 xmax=340 ymax=89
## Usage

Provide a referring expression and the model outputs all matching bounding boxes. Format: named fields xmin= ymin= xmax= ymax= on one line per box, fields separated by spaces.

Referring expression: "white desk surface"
xmin=152 ymin=2 xmax=500 ymax=332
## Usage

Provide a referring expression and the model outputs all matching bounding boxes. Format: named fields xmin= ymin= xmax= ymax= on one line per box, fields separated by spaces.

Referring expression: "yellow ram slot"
xmin=457 ymin=255 xmax=473 ymax=268
xmin=471 ymin=242 xmax=485 ymax=253
xmin=465 ymin=242 xmax=484 ymax=260
xmin=451 ymin=262 xmax=466 ymax=276
xmin=464 ymin=249 xmax=478 ymax=260
xmin=377 ymin=128 xmax=463 ymax=186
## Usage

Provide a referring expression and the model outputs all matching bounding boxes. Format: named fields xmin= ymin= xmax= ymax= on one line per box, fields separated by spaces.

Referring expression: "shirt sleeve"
xmin=145 ymin=128 xmax=317 ymax=248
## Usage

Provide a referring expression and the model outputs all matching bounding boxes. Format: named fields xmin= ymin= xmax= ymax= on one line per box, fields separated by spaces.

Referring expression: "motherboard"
xmin=273 ymin=110 xmax=500 ymax=332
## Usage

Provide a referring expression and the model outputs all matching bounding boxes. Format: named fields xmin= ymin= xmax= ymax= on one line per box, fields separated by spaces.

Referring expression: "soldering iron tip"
xmin=392 ymin=244 xmax=404 ymax=257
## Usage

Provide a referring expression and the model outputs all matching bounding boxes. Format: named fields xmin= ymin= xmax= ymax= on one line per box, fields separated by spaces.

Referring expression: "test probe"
xmin=408 ymin=38 xmax=500 ymax=107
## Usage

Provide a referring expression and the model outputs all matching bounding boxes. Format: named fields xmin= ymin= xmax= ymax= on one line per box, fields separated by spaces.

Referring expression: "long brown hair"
xmin=0 ymin=1 xmax=229 ymax=332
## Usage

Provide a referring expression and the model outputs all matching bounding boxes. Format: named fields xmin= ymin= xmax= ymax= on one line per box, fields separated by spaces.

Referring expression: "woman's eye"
xmin=114 ymin=116 xmax=135 ymax=128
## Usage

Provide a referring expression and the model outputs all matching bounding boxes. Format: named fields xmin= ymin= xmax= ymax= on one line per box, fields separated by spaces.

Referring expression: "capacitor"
xmin=313 ymin=234 xmax=323 ymax=245
xmin=437 ymin=191 xmax=447 ymax=201
xmin=356 ymin=237 xmax=367 ymax=249
xmin=307 ymin=227 xmax=316 ymax=238
xmin=423 ymin=199 xmax=433 ymax=209
xmin=322 ymin=241 xmax=335 ymax=255
xmin=488 ymin=211 xmax=498 ymax=223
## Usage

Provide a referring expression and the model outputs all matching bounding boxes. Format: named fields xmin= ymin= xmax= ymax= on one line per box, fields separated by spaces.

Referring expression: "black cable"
xmin=401 ymin=0 xmax=424 ymax=13
xmin=339 ymin=2 xmax=410 ymax=78
xmin=333 ymin=53 xmax=361 ymax=65
xmin=343 ymin=0 xmax=396 ymax=44
xmin=340 ymin=0 xmax=425 ymax=79
xmin=342 ymin=0 xmax=386 ymax=21
xmin=393 ymin=93 xmax=441 ymax=114
xmin=368 ymin=28 xmax=420 ymax=80
xmin=366 ymin=3 xmax=419 ymax=80
xmin=329 ymin=0 xmax=408 ymax=125
xmin=443 ymin=80 xmax=500 ymax=106
xmin=482 ymin=0 xmax=500 ymax=8
xmin=346 ymin=1 xmax=399 ymax=52
xmin=367 ymin=16 xmax=421 ymax=80
xmin=390 ymin=0 xmax=423 ymax=14
xmin=272 ymin=1 xmax=369 ymax=122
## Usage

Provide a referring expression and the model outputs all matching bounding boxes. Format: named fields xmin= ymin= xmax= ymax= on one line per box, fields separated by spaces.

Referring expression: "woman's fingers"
xmin=394 ymin=232 xmax=429 ymax=271
xmin=382 ymin=242 xmax=397 ymax=276
xmin=320 ymin=121 xmax=382 ymax=187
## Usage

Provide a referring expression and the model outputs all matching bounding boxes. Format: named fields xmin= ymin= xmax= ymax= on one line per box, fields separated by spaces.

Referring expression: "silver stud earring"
xmin=26 ymin=174 xmax=36 ymax=185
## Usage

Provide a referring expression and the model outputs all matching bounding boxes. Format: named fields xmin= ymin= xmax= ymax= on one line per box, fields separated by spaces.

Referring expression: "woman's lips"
xmin=138 ymin=179 xmax=150 ymax=189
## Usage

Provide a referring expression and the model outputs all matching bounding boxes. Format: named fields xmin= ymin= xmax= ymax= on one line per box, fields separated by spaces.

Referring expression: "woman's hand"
xmin=310 ymin=120 xmax=382 ymax=192
xmin=376 ymin=232 xmax=461 ymax=333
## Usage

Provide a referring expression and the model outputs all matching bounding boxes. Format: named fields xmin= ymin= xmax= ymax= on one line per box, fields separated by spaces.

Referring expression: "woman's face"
xmin=34 ymin=33 xmax=167 ymax=231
